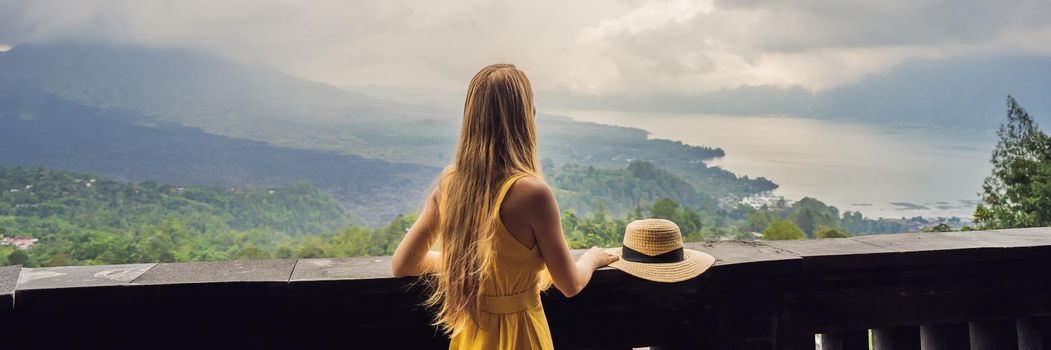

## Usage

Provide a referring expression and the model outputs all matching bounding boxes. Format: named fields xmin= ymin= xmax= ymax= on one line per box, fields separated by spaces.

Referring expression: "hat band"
xmin=621 ymin=245 xmax=684 ymax=263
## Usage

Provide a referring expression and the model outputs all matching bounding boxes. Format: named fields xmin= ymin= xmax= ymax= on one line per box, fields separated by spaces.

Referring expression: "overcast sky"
xmin=1 ymin=0 xmax=1049 ymax=98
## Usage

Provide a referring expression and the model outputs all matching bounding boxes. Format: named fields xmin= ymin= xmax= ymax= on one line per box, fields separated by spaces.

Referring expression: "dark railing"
xmin=2 ymin=228 xmax=1050 ymax=349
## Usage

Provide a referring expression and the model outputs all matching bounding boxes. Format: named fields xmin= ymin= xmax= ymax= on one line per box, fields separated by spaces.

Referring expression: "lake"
xmin=559 ymin=110 xmax=998 ymax=219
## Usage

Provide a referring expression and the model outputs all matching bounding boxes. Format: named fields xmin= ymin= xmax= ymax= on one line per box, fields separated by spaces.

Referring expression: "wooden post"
xmin=969 ymin=320 xmax=1018 ymax=350
xmin=872 ymin=327 xmax=919 ymax=350
xmin=920 ymin=323 xmax=969 ymax=350
xmin=1018 ymin=317 xmax=1050 ymax=350
xmin=821 ymin=330 xmax=868 ymax=350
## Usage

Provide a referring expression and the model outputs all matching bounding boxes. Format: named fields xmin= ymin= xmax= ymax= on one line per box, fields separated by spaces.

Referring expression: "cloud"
xmin=579 ymin=0 xmax=714 ymax=40
xmin=0 ymin=0 xmax=1048 ymax=98
xmin=565 ymin=0 xmax=1051 ymax=95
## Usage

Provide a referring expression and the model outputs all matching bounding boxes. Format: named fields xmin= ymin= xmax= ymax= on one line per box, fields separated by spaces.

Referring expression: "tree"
xmin=296 ymin=244 xmax=326 ymax=258
xmin=975 ymin=96 xmax=1051 ymax=228
xmin=789 ymin=197 xmax=839 ymax=237
xmin=744 ymin=209 xmax=777 ymax=233
xmin=43 ymin=253 xmax=74 ymax=267
xmin=628 ymin=203 xmax=645 ymax=221
xmin=922 ymin=223 xmax=953 ymax=233
xmin=792 ymin=207 xmax=819 ymax=237
xmin=275 ymin=246 xmax=294 ymax=259
xmin=840 ymin=211 xmax=865 ymax=233
xmin=762 ymin=220 xmax=806 ymax=240
xmin=561 ymin=210 xmax=579 ymax=235
xmin=6 ymin=249 xmax=30 ymax=266
xmin=815 ymin=225 xmax=850 ymax=239
xmin=651 ymin=198 xmax=680 ymax=221
xmin=232 ymin=245 xmax=272 ymax=260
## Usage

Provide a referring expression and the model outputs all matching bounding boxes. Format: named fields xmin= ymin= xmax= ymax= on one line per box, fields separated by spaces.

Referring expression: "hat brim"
xmin=604 ymin=247 xmax=716 ymax=283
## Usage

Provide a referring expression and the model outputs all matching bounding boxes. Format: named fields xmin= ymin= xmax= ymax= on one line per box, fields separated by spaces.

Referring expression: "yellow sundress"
xmin=444 ymin=173 xmax=555 ymax=350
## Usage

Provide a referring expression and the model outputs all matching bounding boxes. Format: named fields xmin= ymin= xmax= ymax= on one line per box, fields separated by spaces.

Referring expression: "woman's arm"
xmin=519 ymin=178 xmax=618 ymax=297
xmin=391 ymin=190 xmax=441 ymax=277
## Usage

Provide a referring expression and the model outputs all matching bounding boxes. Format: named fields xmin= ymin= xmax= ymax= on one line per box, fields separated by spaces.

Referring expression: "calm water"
xmin=560 ymin=110 xmax=998 ymax=219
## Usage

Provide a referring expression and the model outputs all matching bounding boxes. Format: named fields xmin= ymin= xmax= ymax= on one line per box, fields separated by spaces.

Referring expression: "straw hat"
xmin=605 ymin=219 xmax=716 ymax=283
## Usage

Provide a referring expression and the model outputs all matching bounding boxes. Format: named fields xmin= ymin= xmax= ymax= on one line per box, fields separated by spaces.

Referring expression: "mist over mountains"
xmin=0 ymin=43 xmax=772 ymax=224
xmin=0 ymin=76 xmax=438 ymax=224
xmin=0 ymin=44 xmax=441 ymax=124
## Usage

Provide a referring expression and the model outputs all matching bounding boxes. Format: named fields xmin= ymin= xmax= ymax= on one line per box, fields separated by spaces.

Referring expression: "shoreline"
xmin=555 ymin=109 xmax=989 ymax=221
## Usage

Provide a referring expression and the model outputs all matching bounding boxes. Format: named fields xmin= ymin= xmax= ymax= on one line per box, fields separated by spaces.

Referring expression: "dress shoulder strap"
xmin=492 ymin=173 xmax=529 ymax=214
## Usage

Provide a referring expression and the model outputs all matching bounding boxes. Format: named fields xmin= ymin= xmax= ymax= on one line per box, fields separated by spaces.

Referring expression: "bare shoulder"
xmin=501 ymin=176 xmax=557 ymax=244
xmin=503 ymin=176 xmax=555 ymax=214
xmin=508 ymin=176 xmax=552 ymax=201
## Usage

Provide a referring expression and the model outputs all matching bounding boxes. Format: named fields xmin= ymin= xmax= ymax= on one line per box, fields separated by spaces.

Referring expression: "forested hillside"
xmin=0 ymin=44 xmax=776 ymax=211
xmin=0 ymin=165 xmax=928 ymax=268
xmin=0 ymin=81 xmax=438 ymax=224
xmin=0 ymin=167 xmax=361 ymax=266
xmin=550 ymin=161 xmax=718 ymax=216
xmin=0 ymin=167 xmax=354 ymax=234
xmin=538 ymin=117 xmax=776 ymax=197
xmin=3 ymin=43 xmax=930 ymax=270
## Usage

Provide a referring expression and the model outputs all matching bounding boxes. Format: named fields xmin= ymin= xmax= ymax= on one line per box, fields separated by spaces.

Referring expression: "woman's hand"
xmin=580 ymin=246 xmax=618 ymax=270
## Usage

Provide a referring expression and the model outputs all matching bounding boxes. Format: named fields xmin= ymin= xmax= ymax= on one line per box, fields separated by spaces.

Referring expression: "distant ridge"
xmin=0 ymin=43 xmax=778 ymax=223
xmin=542 ymin=55 xmax=1051 ymax=129
xmin=0 ymin=83 xmax=438 ymax=225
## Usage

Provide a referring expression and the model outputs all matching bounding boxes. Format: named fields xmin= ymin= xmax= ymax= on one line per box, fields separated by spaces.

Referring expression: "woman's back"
xmin=443 ymin=173 xmax=554 ymax=349
xmin=391 ymin=63 xmax=617 ymax=350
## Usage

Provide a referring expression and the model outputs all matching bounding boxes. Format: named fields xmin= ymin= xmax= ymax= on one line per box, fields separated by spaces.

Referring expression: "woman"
xmin=391 ymin=63 xmax=619 ymax=349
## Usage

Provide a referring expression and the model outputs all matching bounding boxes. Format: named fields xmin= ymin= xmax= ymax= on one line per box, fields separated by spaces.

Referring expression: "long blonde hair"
xmin=425 ymin=63 xmax=541 ymax=334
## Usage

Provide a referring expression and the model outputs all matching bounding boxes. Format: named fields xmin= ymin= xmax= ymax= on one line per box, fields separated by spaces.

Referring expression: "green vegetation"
xmin=0 ymin=167 xmax=355 ymax=234
xmin=815 ymin=226 xmax=850 ymax=239
xmin=788 ymin=197 xmax=840 ymax=237
xmin=4 ymin=45 xmax=1044 ymax=268
xmin=0 ymin=161 xmax=921 ymax=268
xmin=0 ymin=44 xmax=777 ymax=223
xmin=921 ymin=223 xmax=954 ymax=233
xmin=762 ymin=220 xmax=806 ymax=240
xmin=560 ymin=199 xmax=708 ymax=248
xmin=975 ymin=96 xmax=1051 ymax=229
xmin=0 ymin=167 xmax=358 ymax=266
xmin=550 ymin=161 xmax=717 ymax=217
xmin=0 ymin=165 xmax=734 ymax=266
xmin=742 ymin=196 xmax=909 ymax=238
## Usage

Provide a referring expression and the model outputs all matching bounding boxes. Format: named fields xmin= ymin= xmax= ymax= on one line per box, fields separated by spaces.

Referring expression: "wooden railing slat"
xmin=873 ymin=326 xmax=920 ymax=350
xmin=970 ymin=319 xmax=1019 ymax=350
xmin=920 ymin=323 xmax=970 ymax=350
xmin=1018 ymin=317 xmax=1051 ymax=350
xmin=821 ymin=330 xmax=869 ymax=350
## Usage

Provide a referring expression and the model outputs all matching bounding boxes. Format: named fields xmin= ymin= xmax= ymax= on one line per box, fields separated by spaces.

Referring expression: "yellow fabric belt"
xmin=480 ymin=289 xmax=541 ymax=314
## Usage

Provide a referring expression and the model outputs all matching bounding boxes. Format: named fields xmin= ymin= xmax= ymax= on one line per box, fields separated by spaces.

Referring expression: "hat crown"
xmin=623 ymin=219 xmax=684 ymax=256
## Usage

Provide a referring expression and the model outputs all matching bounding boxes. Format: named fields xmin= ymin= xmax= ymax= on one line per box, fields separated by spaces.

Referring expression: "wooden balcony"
xmin=1 ymin=228 xmax=1050 ymax=349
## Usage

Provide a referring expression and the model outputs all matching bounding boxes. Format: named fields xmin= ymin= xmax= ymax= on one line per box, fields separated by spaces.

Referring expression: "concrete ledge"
xmin=1 ymin=228 xmax=1049 ymax=349
xmin=0 ymin=265 xmax=18 ymax=312
xmin=291 ymin=256 xmax=394 ymax=282
xmin=133 ymin=260 xmax=296 ymax=285
xmin=18 ymin=263 xmax=154 ymax=291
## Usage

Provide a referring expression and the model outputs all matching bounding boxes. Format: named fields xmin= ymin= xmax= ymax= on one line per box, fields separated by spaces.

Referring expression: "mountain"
xmin=0 ymin=43 xmax=436 ymax=124
xmin=542 ymin=55 xmax=1051 ymax=129
xmin=815 ymin=55 xmax=1051 ymax=128
xmin=0 ymin=82 xmax=438 ymax=224
xmin=0 ymin=43 xmax=776 ymax=224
